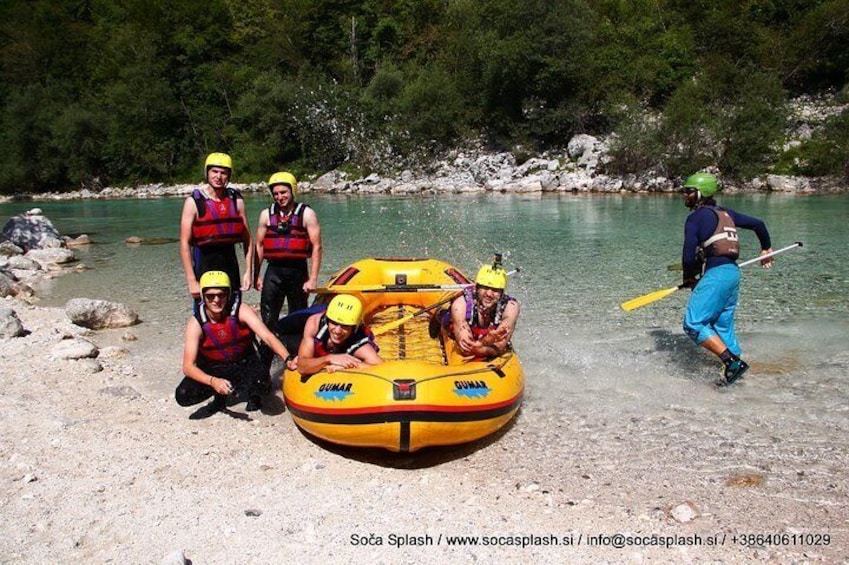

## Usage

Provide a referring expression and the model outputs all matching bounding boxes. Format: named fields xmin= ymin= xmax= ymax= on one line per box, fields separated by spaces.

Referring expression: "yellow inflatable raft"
xmin=282 ymin=257 xmax=524 ymax=453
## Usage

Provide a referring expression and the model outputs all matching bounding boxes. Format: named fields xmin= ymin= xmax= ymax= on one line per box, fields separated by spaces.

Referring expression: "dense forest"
xmin=0 ymin=0 xmax=847 ymax=194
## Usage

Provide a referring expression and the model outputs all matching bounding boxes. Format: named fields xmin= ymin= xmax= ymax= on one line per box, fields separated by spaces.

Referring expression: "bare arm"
xmin=254 ymin=209 xmax=269 ymax=290
xmin=296 ymin=315 xmax=363 ymax=376
xmin=450 ymin=295 xmax=478 ymax=354
xmin=236 ymin=198 xmax=253 ymax=291
xmin=179 ymin=197 xmax=200 ymax=298
xmin=238 ymin=304 xmax=295 ymax=369
xmin=352 ymin=341 xmax=382 ymax=365
xmin=303 ymin=207 xmax=322 ymax=293
xmin=477 ymin=299 xmax=520 ymax=356
xmin=181 ymin=317 xmax=232 ymax=395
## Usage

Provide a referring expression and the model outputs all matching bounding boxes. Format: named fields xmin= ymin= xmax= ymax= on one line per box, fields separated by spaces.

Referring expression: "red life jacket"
xmin=461 ymin=286 xmax=512 ymax=339
xmin=262 ymin=202 xmax=312 ymax=261
xmin=195 ymin=296 xmax=254 ymax=363
xmin=190 ymin=188 xmax=246 ymax=247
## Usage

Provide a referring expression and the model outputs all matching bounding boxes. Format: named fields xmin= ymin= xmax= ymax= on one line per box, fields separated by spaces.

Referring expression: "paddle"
xmin=621 ymin=242 xmax=803 ymax=312
xmin=316 ymin=282 xmax=471 ymax=294
xmin=368 ymin=268 xmax=521 ymax=335
xmin=316 ymin=268 xmax=521 ymax=295
xmin=371 ymin=292 xmax=461 ymax=336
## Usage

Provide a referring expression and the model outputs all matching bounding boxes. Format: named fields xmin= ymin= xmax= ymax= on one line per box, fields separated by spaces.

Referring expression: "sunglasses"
xmin=203 ymin=291 xmax=228 ymax=302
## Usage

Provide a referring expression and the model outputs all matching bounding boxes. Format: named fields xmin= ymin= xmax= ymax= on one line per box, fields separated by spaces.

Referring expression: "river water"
xmin=3 ymin=192 xmax=849 ymax=421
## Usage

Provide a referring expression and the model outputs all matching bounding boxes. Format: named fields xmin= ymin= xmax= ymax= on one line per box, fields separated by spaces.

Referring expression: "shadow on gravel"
xmin=292 ymin=409 xmax=522 ymax=469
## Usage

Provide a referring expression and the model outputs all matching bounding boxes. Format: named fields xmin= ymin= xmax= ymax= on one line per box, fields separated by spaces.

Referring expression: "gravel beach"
xmin=1 ymin=296 xmax=846 ymax=564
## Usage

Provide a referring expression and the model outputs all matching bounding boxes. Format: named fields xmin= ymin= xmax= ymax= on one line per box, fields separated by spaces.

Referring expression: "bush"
xmin=794 ymin=109 xmax=849 ymax=177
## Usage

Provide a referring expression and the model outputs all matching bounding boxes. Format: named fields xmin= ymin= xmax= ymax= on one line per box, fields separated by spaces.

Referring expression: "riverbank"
xmin=1 ymin=292 xmax=847 ymax=563
xmin=1 ymin=139 xmax=846 ymax=203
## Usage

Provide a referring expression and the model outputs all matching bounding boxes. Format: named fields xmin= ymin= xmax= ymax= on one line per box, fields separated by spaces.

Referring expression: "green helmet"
xmin=683 ymin=173 xmax=719 ymax=198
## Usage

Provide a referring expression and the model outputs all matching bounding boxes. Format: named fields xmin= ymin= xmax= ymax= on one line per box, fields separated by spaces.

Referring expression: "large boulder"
xmin=25 ymin=248 xmax=76 ymax=269
xmin=65 ymin=298 xmax=139 ymax=329
xmin=1 ymin=210 xmax=64 ymax=252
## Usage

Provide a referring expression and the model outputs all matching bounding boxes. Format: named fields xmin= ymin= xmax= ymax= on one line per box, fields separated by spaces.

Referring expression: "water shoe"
xmin=721 ymin=359 xmax=749 ymax=386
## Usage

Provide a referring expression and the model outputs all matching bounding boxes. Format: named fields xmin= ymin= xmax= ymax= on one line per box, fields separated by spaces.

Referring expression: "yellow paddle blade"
xmin=621 ymin=286 xmax=681 ymax=311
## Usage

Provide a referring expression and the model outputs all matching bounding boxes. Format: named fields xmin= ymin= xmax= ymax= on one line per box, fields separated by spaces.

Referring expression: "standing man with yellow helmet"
xmin=253 ymin=171 xmax=323 ymax=385
xmin=448 ymin=258 xmax=520 ymax=359
xmin=179 ymin=152 xmax=253 ymax=298
xmin=296 ymin=294 xmax=382 ymax=376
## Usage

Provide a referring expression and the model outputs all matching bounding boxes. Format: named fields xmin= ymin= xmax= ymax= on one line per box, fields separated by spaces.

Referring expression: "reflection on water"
xmin=2 ymin=192 xmax=848 ymax=415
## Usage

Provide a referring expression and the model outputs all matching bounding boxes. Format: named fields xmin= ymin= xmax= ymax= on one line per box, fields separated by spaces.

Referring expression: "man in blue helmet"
xmin=681 ymin=172 xmax=773 ymax=385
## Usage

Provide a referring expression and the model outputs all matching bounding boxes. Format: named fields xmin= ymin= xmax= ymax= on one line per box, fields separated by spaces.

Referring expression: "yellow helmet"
xmin=475 ymin=265 xmax=507 ymax=290
xmin=268 ymin=171 xmax=297 ymax=195
xmin=326 ymin=295 xmax=363 ymax=326
xmin=204 ymin=152 xmax=233 ymax=175
xmin=199 ymin=270 xmax=231 ymax=292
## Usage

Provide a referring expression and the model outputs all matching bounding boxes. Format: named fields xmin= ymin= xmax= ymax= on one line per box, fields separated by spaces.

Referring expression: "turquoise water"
xmin=2 ymin=192 xmax=848 ymax=412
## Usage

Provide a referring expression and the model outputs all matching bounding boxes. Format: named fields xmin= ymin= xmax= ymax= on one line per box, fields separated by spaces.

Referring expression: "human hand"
xmin=480 ymin=326 xmax=508 ymax=346
xmin=759 ymin=248 xmax=774 ymax=269
xmin=329 ymin=354 xmax=362 ymax=370
xmin=189 ymin=280 xmax=201 ymax=298
xmin=302 ymin=278 xmax=317 ymax=294
xmin=241 ymin=272 xmax=252 ymax=291
xmin=285 ymin=355 xmax=298 ymax=371
xmin=681 ymin=277 xmax=699 ymax=290
xmin=210 ymin=376 xmax=233 ymax=395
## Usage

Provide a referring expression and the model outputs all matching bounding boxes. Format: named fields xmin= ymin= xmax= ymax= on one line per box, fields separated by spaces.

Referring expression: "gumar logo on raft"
xmin=315 ymin=382 xmax=354 ymax=402
xmin=454 ymin=380 xmax=491 ymax=398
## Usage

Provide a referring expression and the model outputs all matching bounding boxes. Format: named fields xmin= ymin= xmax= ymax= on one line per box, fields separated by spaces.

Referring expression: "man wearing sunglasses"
xmin=176 ymin=271 xmax=296 ymax=419
xmin=681 ymin=172 xmax=773 ymax=385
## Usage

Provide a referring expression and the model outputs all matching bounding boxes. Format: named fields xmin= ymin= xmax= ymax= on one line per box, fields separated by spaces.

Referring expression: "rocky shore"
xmin=8 ymin=141 xmax=846 ymax=203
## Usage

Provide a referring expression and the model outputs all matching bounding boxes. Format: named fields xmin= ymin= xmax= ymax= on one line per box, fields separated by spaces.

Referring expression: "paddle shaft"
xmin=737 ymin=241 xmax=802 ymax=267
xmin=677 ymin=241 xmax=804 ymax=289
xmin=317 ymin=268 xmax=519 ymax=294
xmin=621 ymin=242 xmax=803 ymax=311
xmin=371 ymin=292 xmax=461 ymax=336
xmin=369 ymin=268 xmax=521 ymax=335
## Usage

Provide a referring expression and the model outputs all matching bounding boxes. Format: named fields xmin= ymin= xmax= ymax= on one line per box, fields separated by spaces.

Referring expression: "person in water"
xmin=681 ymin=172 xmax=773 ymax=385
xmin=179 ymin=152 xmax=253 ymax=298
xmin=253 ymin=172 xmax=322 ymax=385
xmin=296 ymin=294 xmax=382 ymax=376
xmin=445 ymin=262 xmax=520 ymax=359
xmin=176 ymin=271 xmax=295 ymax=419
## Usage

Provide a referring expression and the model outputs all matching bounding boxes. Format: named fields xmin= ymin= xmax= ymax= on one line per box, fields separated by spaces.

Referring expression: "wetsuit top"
xmin=683 ymin=199 xmax=771 ymax=278
xmin=313 ymin=308 xmax=378 ymax=357
xmin=262 ymin=202 xmax=312 ymax=262
xmin=194 ymin=294 xmax=253 ymax=363
xmin=190 ymin=187 xmax=246 ymax=247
